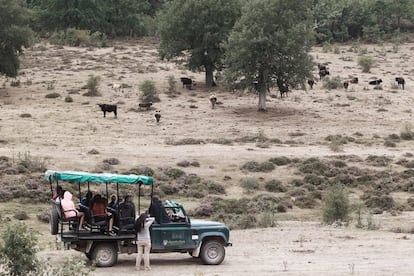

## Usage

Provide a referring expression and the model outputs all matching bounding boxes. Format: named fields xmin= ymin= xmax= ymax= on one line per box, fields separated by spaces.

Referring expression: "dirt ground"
xmin=2 ymin=40 xmax=414 ymax=275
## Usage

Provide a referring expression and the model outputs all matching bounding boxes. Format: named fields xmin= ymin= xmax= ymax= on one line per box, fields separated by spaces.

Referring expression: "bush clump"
xmin=400 ymin=123 xmax=414 ymax=140
xmin=322 ymin=76 xmax=342 ymax=90
xmin=139 ymin=80 xmax=160 ymax=103
xmin=83 ymin=75 xmax=101 ymax=96
xmin=299 ymin=158 xmax=328 ymax=175
xmin=13 ymin=211 xmax=29 ymax=220
xmin=357 ymin=56 xmax=374 ymax=72
xmin=322 ymin=186 xmax=350 ymax=224
xmin=45 ymin=92 xmax=60 ymax=99
xmin=240 ymin=177 xmax=260 ymax=192
xmin=264 ymin=180 xmax=287 ymax=193
xmin=164 ymin=168 xmax=185 ymax=179
xmin=365 ymin=155 xmax=392 ymax=167
xmin=0 ymin=223 xmax=39 ymax=275
xmin=241 ymin=161 xmax=275 ymax=172
xmin=268 ymin=156 xmax=291 ymax=166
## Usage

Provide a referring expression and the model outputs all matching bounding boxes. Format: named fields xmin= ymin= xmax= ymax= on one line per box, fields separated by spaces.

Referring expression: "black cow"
xmin=343 ymin=81 xmax=349 ymax=90
xmin=349 ymin=77 xmax=359 ymax=84
xmin=139 ymin=102 xmax=153 ymax=110
xmin=369 ymin=79 xmax=382 ymax=85
xmin=277 ymin=78 xmax=289 ymax=98
xmin=180 ymin=77 xmax=193 ymax=89
xmin=396 ymin=77 xmax=405 ymax=90
xmin=307 ymin=79 xmax=316 ymax=89
xmin=98 ymin=104 xmax=117 ymax=118
xmin=317 ymin=63 xmax=327 ymax=71
xmin=209 ymin=94 xmax=217 ymax=109
xmin=319 ymin=69 xmax=330 ymax=80
xmin=154 ymin=111 xmax=161 ymax=123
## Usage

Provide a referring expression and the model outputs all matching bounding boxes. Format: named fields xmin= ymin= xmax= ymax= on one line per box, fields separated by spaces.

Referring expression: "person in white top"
xmin=135 ymin=212 xmax=155 ymax=271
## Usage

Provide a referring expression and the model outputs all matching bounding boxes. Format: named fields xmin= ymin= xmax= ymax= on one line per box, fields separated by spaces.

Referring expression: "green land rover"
xmin=46 ymin=170 xmax=231 ymax=267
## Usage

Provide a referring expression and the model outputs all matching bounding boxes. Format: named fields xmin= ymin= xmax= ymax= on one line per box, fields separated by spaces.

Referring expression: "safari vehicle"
xmin=45 ymin=170 xmax=231 ymax=267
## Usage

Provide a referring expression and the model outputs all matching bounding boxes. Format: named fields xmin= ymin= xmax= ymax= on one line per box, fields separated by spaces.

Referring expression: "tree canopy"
xmin=224 ymin=0 xmax=314 ymax=111
xmin=0 ymin=0 xmax=33 ymax=77
xmin=157 ymin=0 xmax=241 ymax=87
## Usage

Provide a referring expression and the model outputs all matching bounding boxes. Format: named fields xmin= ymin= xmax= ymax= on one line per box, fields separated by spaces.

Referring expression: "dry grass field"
xmin=2 ymin=39 xmax=414 ymax=275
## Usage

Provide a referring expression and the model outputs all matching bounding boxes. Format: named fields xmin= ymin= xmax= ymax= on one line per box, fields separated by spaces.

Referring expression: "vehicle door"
xmin=150 ymin=206 xmax=196 ymax=250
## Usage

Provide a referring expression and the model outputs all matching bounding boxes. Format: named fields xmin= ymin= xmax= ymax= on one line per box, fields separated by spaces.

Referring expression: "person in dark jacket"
xmin=148 ymin=196 xmax=170 ymax=224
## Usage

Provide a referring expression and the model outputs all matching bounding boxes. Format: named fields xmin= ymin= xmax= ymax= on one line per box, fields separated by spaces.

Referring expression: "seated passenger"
xmin=52 ymin=185 xmax=64 ymax=202
xmin=118 ymin=193 xmax=136 ymax=225
xmin=61 ymin=191 xmax=85 ymax=230
xmin=108 ymin=194 xmax=118 ymax=210
xmin=149 ymin=196 xmax=170 ymax=224
xmin=80 ymin=191 xmax=93 ymax=208
xmin=91 ymin=194 xmax=115 ymax=236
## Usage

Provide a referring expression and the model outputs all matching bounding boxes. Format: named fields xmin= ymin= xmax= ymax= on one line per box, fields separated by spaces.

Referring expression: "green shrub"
xmin=294 ymin=194 xmax=318 ymax=209
xmin=169 ymin=138 xmax=205 ymax=145
xmin=0 ymin=223 xmax=39 ymax=275
xmin=139 ymin=80 xmax=160 ymax=103
xmin=166 ymin=75 xmax=178 ymax=96
xmin=209 ymin=138 xmax=233 ymax=145
xmin=10 ymin=79 xmax=20 ymax=87
xmin=13 ymin=211 xmax=29 ymax=220
xmin=322 ymin=186 xmax=350 ymax=224
xmin=400 ymin=123 xmax=414 ymax=140
xmin=241 ymin=161 xmax=275 ymax=172
xmin=257 ymin=212 xmax=277 ymax=228
xmin=363 ymin=193 xmax=395 ymax=211
xmin=240 ymin=177 xmax=260 ymax=192
xmin=299 ymin=158 xmax=327 ymax=175
xmin=50 ymin=28 xmax=109 ymax=47
xmin=366 ymin=155 xmax=392 ymax=167
xmin=322 ymin=76 xmax=342 ymax=90
xmin=65 ymin=95 xmax=73 ymax=102
xmin=304 ymin=174 xmax=325 ymax=186
xmin=83 ymin=75 xmax=101 ymax=96
xmin=17 ymin=152 xmax=47 ymax=173
xmin=268 ymin=156 xmax=291 ymax=166
xmin=164 ymin=168 xmax=185 ymax=179
xmin=264 ymin=180 xmax=287 ymax=193
xmin=357 ymin=56 xmax=374 ymax=73
xmin=45 ymin=92 xmax=60 ymax=99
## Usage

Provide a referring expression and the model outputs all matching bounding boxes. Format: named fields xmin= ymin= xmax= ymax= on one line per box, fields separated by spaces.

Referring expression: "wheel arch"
xmin=192 ymin=234 xmax=226 ymax=258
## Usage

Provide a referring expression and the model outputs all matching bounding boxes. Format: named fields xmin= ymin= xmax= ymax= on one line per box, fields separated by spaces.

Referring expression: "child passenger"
xmin=135 ymin=212 xmax=155 ymax=271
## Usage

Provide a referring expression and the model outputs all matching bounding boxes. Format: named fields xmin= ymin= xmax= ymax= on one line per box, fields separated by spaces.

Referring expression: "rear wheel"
xmin=92 ymin=243 xmax=118 ymax=267
xmin=50 ymin=207 xmax=59 ymax=235
xmin=200 ymin=240 xmax=225 ymax=265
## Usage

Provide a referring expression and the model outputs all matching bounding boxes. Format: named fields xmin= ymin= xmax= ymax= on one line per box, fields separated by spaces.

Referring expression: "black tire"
xmin=50 ymin=207 xmax=59 ymax=235
xmin=200 ymin=240 xmax=225 ymax=265
xmin=92 ymin=243 xmax=118 ymax=267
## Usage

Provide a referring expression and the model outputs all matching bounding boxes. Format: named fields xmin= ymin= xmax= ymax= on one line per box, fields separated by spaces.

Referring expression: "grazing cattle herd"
xmin=97 ymin=67 xmax=407 ymax=118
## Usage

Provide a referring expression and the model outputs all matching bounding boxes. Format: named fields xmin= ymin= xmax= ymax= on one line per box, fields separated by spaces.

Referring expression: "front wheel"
xmin=200 ymin=240 xmax=225 ymax=265
xmin=92 ymin=243 xmax=118 ymax=267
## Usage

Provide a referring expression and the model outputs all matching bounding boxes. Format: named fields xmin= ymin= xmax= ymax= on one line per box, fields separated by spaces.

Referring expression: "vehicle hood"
xmin=191 ymin=219 xmax=227 ymax=228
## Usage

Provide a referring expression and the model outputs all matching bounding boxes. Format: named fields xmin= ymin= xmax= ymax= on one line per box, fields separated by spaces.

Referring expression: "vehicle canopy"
xmin=44 ymin=170 xmax=154 ymax=185
xmin=45 ymin=170 xmax=154 ymax=214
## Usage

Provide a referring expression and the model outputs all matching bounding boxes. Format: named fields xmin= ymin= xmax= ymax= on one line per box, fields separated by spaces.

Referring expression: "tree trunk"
xmin=257 ymin=69 xmax=267 ymax=112
xmin=205 ymin=65 xmax=214 ymax=88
